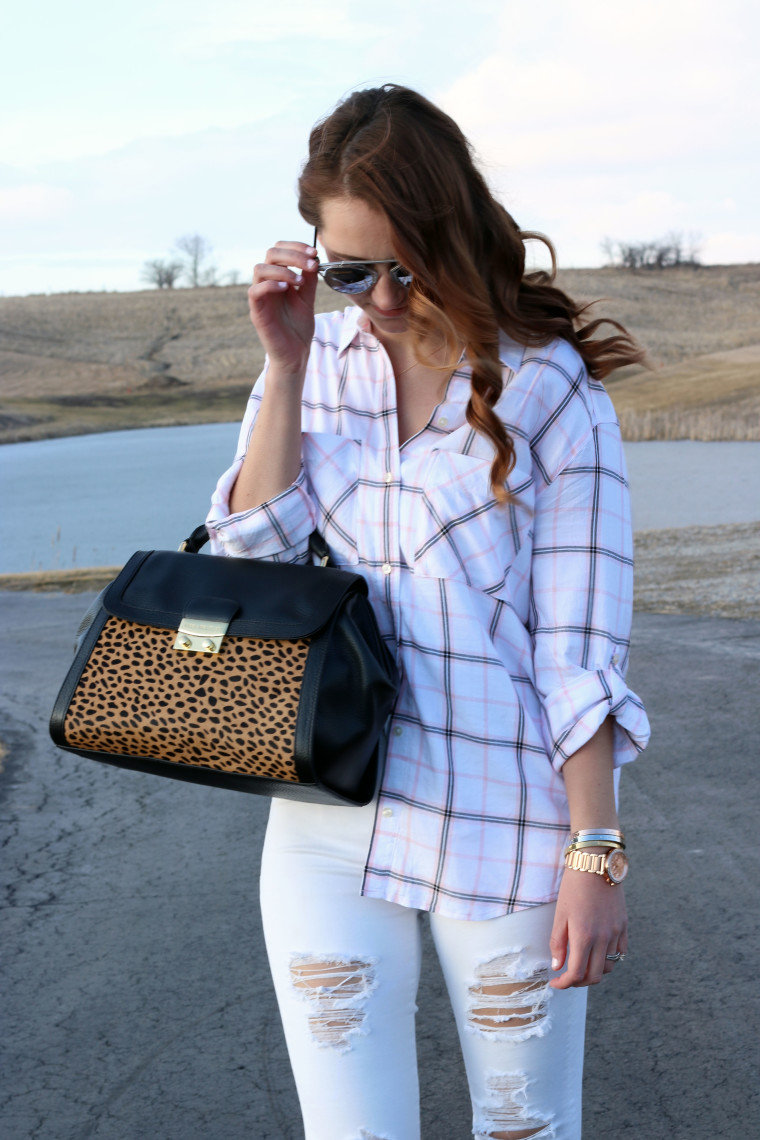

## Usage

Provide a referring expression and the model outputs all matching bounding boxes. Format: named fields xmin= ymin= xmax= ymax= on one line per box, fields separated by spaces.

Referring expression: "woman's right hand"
xmin=248 ymin=241 xmax=320 ymax=378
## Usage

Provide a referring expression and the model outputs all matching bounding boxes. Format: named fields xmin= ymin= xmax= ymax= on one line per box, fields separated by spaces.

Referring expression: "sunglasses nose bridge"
xmin=370 ymin=263 xmax=408 ymax=306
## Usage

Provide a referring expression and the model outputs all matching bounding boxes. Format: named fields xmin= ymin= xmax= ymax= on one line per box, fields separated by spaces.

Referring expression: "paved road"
xmin=1 ymin=592 xmax=758 ymax=1139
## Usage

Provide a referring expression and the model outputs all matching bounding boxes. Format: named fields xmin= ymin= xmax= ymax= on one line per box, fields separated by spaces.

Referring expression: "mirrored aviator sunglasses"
xmin=313 ymin=226 xmax=413 ymax=295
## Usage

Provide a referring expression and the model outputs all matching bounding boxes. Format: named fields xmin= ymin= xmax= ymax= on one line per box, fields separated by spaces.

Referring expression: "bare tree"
xmin=141 ymin=258 xmax=184 ymax=289
xmin=602 ymin=233 xmax=702 ymax=271
xmin=665 ymin=230 xmax=684 ymax=266
xmin=600 ymin=236 xmax=617 ymax=267
xmin=174 ymin=234 xmax=218 ymax=287
xmin=685 ymin=230 xmax=703 ymax=265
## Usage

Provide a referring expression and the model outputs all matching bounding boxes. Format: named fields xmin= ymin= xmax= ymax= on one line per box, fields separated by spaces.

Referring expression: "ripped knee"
xmin=467 ymin=952 xmax=550 ymax=1041
xmin=474 ymin=1072 xmax=554 ymax=1140
xmin=289 ymin=955 xmax=376 ymax=1051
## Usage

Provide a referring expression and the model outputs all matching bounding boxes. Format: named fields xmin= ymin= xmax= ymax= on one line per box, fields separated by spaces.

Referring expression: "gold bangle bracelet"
xmin=570 ymin=841 xmax=625 ymax=849
xmin=565 ymin=843 xmax=625 ymax=858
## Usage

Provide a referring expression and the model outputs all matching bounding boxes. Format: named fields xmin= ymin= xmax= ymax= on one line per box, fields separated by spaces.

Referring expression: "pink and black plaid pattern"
xmin=207 ymin=307 xmax=650 ymax=919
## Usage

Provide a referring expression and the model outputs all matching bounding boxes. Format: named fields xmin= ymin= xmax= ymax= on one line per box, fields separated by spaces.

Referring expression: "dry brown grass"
xmin=1 ymin=264 xmax=758 ymax=443
xmin=558 ymin=263 xmax=760 ymax=366
xmin=0 ymin=282 xmax=341 ymax=443
xmin=610 ymin=345 xmax=760 ymax=440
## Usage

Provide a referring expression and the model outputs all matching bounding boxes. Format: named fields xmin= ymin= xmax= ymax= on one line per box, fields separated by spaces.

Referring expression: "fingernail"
xmin=306 ymin=259 xmax=317 ymax=269
xmin=277 ymin=281 xmax=288 ymax=289
xmin=305 ymin=246 xmax=317 ymax=255
xmin=293 ymin=274 xmax=304 ymax=284
xmin=551 ymin=957 xmax=560 ymax=971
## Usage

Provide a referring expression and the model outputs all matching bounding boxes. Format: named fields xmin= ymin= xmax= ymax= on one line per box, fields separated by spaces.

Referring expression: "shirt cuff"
xmin=205 ymin=462 xmax=316 ymax=561
xmin=539 ymin=663 xmax=651 ymax=772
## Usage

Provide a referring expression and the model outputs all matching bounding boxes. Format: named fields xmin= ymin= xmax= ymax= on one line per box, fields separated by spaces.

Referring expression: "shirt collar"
xmin=497 ymin=330 xmax=525 ymax=373
xmin=337 ymin=304 xmax=368 ymax=355
xmin=337 ymin=304 xmax=525 ymax=373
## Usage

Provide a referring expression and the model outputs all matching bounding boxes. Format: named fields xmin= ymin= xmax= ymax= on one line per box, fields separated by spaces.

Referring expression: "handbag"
xmin=49 ymin=527 xmax=399 ymax=805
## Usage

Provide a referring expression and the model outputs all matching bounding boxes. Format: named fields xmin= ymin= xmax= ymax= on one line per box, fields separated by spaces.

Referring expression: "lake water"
xmin=1 ymin=426 xmax=758 ymax=574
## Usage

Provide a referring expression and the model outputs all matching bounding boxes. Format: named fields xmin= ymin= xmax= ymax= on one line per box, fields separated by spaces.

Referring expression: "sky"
xmin=1 ymin=0 xmax=758 ymax=296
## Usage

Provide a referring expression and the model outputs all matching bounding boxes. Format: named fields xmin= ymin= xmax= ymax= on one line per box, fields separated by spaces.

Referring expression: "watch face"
xmin=607 ymin=849 xmax=629 ymax=884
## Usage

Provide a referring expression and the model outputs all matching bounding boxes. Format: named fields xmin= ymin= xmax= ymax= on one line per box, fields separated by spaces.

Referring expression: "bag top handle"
xmin=179 ymin=525 xmax=334 ymax=567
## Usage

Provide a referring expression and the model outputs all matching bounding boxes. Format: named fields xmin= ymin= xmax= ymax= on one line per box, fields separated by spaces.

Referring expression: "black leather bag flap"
xmin=102 ymin=549 xmax=369 ymax=638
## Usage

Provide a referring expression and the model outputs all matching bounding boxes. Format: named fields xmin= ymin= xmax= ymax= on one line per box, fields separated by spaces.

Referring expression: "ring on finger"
xmin=605 ymin=952 xmax=622 ymax=962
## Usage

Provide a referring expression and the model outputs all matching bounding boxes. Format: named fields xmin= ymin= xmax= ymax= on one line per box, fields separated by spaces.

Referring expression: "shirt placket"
xmin=356 ymin=345 xmax=408 ymax=853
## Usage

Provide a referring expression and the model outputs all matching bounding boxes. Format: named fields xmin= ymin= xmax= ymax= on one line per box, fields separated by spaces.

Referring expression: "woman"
xmin=207 ymin=85 xmax=650 ymax=1140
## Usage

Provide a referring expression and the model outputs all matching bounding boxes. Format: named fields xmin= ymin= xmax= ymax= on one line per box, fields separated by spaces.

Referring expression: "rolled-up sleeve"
xmin=205 ymin=368 xmax=317 ymax=563
xmin=528 ymin=419 xmax=650 ymax=770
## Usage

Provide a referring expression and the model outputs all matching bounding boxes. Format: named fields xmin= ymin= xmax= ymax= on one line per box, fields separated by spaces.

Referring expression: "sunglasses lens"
xmin=322 ymin=266 xmax=377 ymax=294
xmin=391 ymin=266 xmax=413 ymax=287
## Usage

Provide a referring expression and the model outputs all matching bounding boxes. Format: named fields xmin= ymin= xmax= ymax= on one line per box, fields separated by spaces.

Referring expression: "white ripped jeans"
xmin=260 ymin=799 xmax=588 ymax=1140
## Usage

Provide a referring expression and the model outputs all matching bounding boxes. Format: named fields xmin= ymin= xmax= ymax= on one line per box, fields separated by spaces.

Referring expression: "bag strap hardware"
xmin=173 ymin=616 xmax=230 ymax=654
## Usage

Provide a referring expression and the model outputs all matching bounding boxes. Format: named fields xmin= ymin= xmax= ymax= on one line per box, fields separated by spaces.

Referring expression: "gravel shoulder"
xmin=2 ymin=522 xmax=758 ymax=623
xmin=633 ymin=521 xmax=760 ymax=619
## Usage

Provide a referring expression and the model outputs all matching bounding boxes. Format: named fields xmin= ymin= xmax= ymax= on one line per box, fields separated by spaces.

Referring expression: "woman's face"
xmin=318 ymin=197 xmax=410 ymax=338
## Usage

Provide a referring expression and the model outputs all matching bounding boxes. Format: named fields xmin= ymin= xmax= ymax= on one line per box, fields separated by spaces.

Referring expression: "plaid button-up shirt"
xmin=207 ymin=306 xmax=650 ymax=919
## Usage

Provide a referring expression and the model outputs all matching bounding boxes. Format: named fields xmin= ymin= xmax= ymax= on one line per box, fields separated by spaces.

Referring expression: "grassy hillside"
xmin=1 ymin=264 xmax=758 ymax=443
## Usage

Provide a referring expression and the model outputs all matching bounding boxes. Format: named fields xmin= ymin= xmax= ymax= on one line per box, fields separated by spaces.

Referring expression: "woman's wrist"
xmin=568 ymin=828 xmax=625 ymax=850
xmin=265 ymin=361 xmax=309 ymax=390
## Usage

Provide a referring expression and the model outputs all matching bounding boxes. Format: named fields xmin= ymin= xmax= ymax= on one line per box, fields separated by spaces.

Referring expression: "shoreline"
xmin=0 ymin=385 xmax=252 ymax=446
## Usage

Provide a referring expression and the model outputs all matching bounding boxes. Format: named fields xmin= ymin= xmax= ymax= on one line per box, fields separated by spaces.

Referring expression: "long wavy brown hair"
xmin=298 ymin=85 xmax=644 ymax=499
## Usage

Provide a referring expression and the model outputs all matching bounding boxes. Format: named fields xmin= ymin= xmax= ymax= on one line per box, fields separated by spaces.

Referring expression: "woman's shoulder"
xmin=505 ymin=334 xmax=582 ymax=394
xmin=502 ymin=335 xmax=621 ymax=481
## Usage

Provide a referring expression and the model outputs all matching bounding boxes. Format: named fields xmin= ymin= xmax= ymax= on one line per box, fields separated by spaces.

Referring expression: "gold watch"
xmin=564 ymin=847 xmax=629 ymax=885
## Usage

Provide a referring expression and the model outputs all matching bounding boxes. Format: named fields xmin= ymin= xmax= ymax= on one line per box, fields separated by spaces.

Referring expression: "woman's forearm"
xmin=550 ymin=716 xmax=628 ymax=989
xmin=229 ymin=368 xmax=305 ymax=514
xmin=561 ymin=717 xmax=619 ymax=833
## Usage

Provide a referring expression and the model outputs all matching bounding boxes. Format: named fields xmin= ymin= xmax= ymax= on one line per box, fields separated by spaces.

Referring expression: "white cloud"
xmin=0 ymin=183 xmax=74 ymax=221
xmin=702 ymin=231 xmax=760 ymax=264
xmin=438 ymin=0 xmax=759 ymax=174
xmin=165 ymin=0 xmax=380 ymax=52
xmin=429 ymin=0 xmax=760 ymax=266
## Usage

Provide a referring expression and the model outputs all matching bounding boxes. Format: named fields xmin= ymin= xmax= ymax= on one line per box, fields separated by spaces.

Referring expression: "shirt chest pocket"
xmin=302 ymin=432 xmax=361 ymax=567
xmin=403 ymin=449 xmax=530 ymax=599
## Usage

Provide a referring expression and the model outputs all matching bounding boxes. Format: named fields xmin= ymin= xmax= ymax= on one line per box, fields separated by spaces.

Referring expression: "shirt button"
xmin=437 ymin=415 xmax=448 ymax=426
xmin=612 ymin=653 xmax=620 ymax=666
xmin=382 ymin=562 xmax=392 ymax=575
xmin=384 ymin=471 xmax=393 ymax=483
xmin=382 ymin=807 xmax=393 ymax=818
xmin=394 ymin=725 xmax=403 ymax=736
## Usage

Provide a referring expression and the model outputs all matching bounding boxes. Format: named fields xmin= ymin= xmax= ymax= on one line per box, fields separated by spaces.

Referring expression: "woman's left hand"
xmin=548 ymin=869 xmax=628 ymax=989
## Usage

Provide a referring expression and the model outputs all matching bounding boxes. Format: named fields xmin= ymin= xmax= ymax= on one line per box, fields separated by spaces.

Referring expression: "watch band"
xmin=564 ymin=847 xmax=629 ymax=885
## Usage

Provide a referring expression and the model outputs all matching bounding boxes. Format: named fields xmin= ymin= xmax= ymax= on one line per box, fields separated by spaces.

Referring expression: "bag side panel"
xmin=50 ymin=606 xmax=111 ymax=747
xmin=311 ymin=595 xmax=399 ymax=800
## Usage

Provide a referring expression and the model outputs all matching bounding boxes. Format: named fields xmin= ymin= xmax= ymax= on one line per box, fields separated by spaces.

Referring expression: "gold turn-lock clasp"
xmin=173 ymin=616 xmax=230 ymax=654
